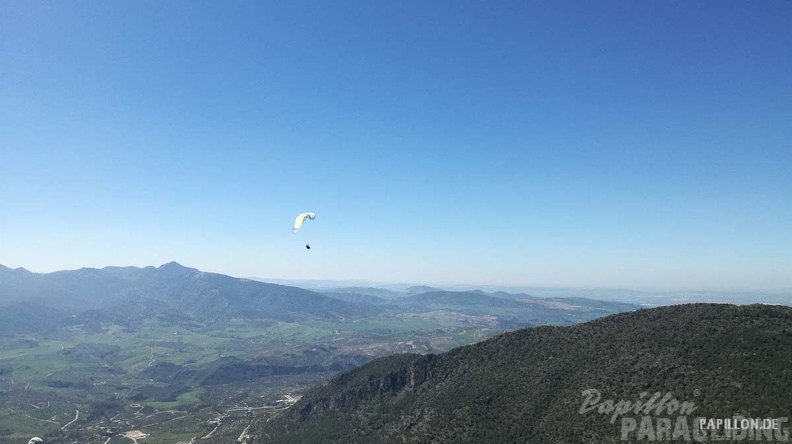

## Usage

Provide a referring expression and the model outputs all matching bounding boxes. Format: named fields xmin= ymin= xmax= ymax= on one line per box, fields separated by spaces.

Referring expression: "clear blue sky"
xmin=2 ymin=1 xmax=791 ymax=290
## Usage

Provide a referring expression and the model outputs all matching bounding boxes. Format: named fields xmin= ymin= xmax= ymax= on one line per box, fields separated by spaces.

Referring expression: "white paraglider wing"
xmin=292 ymin=212 xmax=316 ymax=233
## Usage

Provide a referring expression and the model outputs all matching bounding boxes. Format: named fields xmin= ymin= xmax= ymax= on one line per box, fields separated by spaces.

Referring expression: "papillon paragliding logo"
xmin=293 ymin=212 xmax=316 ymax=250
xmin=579 ymin=389 xmax=790 ymax=441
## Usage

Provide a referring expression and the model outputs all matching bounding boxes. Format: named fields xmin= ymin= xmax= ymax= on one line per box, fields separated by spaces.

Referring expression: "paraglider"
xmin=293 ymin=212 xmax=316 ymax=250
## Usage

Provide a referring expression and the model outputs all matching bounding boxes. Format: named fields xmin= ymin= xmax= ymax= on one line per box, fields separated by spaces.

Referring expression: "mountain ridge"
xmin=240 ymin=303 xmax=792 ymax=443
xmin=0 ymin=262 xmax=373 ymax=323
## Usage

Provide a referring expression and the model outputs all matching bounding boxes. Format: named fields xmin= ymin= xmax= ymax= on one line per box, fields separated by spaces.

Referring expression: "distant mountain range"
xmin=0 ymin=262 xmax=639 ymax=334
xmin=0 ymin=262 xmax=375 ymax=324
xmin=231 ymin=303 xmax=792 ymax=443
xmin=252 ymin=276 xmax=792 ymax=306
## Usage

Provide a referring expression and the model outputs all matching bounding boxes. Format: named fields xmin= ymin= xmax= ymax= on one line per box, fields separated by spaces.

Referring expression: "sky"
xmin=1 ymin=1 xmax=791 ymax=291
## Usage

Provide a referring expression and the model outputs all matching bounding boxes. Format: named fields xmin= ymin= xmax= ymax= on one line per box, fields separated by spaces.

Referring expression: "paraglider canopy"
xmin=293 ymin=212 xmax=316 ymax=233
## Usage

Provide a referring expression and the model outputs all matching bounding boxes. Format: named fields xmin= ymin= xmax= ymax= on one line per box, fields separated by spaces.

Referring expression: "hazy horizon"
xmin=2 ymin=2 xmax=790 ymax=291
xmin=2 ymin=260 xmax=790 ymax=295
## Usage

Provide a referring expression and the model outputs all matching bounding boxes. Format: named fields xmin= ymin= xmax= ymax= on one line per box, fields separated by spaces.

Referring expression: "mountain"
xmin=322 ymin=287 xmax=405 ymax=299
xmin=404 ymin=285 xmax=446 ymax=294
xmin=0 ymin=264 xmax=134 ymax=311
xmin=0 ymin=302 xmax=71 ymax=336
xmin=321 ymin=292 xmax=388 ymax=305
xmin=75 ymin=295 xmax=197 ymax=331
xmin=0 ymin=262 xmax=376 ymax=323
xmin=243 ymin=304 xmax=792 ymax=443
